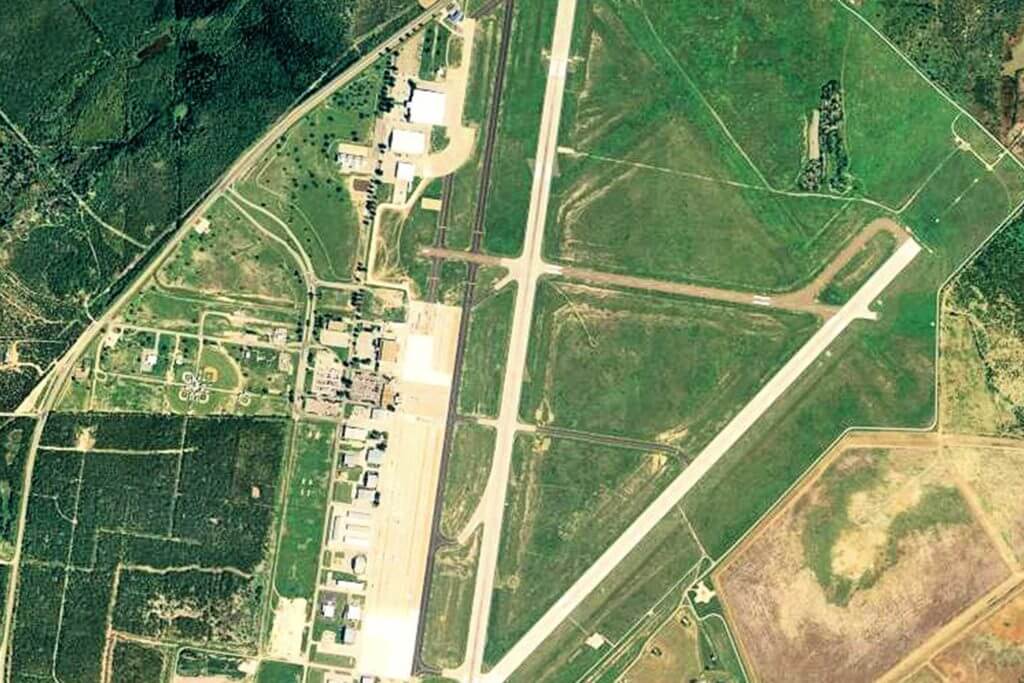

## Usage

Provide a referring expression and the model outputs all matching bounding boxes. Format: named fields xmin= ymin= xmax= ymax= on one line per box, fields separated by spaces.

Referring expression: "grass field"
xmin=440 ymin=422 xmax=495 ymax=539
xmin=157 ymin=197 xmax=306 ymax=305
xmin=819 ymin=231 xmax=897 ymax=304
xmin=507 ymin=508 xmax=705 ymax=681
xmin=485 ymin=434 xmax=686 ymax=666
xmin=482 ymin=0 xmax=557 ymax=256
xmin=543 ymin=0 xmax=1024 ymax=291
xmin=373 ymin=188 xmax=443 ymax=298
xmin=422 ymin=528 xmax=482 ymax=670
xmin=458 ymin=283 xmax=516 ymax=418
xmin=257 ymin=660 xmax=305 ymax=683
xmin=442 ymin=8 xmax=505 ymax=252
xmin=234 ymin=57 xmax=391 ymax=284
xmin=274 ymin=421 xmax=335 ymax=601
xmin=520 ymin=279 xmax=817 ymax=450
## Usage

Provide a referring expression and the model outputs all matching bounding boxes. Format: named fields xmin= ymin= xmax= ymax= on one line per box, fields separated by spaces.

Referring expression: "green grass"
xmin=419 ymin=22 xmax=452 ymax=81
xmin=273 ymin=421 xmax=335 ymax=600
xmin=508 ymin=509 xmax=704 ymax=681
xmin=235 ymin=58 xmax=389 ymax=283
xmin=485 ymin=434 xmax=686 ymax=666
xmin=440 ymin=422 xmax=495 ymax=539
xmin=542 ymin=0 xmax=1014 ymax=291
xmin=458 ymin=283 xmax=516 ymax=417
xmin=422 ymin=528 xmax=482 ymax=670
xmin=373 ymin=191 xmax=442 ymax=298
xmin=819 ymin=231 xmax=897 ymax=304
xmin=256 ymin=661 xmax=303 ymax=683
xmin=483 ymin=0 xmax=557 ymax=256
xmin=520 ymin=279 xmax=817 ymax=450
xmin=156 ymin=197 xmax=306 ymax=304
xmin=445 ymin=9 xmax=505 ymax=251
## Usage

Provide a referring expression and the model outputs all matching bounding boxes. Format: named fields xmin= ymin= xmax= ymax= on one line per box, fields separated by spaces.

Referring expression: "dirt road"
xmin=483 ymin=238 xmax=922 ymax=682
xmin=460 ymin=0 xmax=579 ymax=679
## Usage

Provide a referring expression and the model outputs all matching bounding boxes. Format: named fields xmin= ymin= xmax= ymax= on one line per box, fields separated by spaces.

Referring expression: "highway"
xmin=460 ymin=0 xmax=579 ymax=678
xmin=482 ymin=237 xmax=922 ymax=682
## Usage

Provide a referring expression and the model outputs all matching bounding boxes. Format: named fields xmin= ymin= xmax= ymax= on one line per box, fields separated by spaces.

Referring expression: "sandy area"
xmin=267 ymin=597 xmax=306 ymax=660
xmin=716 ymin=445 xmax=1012 ymax=683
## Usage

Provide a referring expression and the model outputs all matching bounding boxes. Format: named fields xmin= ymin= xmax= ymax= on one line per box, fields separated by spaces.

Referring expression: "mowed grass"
xmin=257 ymin=661 xmax=304 ymax=683
xmin=507 ymin=509 xmax=704 ymax=681
xmin=520 ymin=279 xmax=817 ymax=451
xmin=440 ymin=422 xmax=495 ymax=539
xmin=484 ymin=434 xmax=685 ymax=666
xmin=482 ymin=0 xmax=556 ymax=256
xmin=422 ymin=528 xmax=481 ymax=670
xmin=544 ymin=0 xmax=1013 ymax=291
xmin=458 ymin=283 xmax=516 ymax=418
xmin=235 ymin=58 xmax=388 ymax=283
xmin=273 ymin=421 xmax=334 ymax=600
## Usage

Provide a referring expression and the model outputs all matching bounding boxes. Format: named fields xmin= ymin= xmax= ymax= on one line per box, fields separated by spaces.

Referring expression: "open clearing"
xmin=544 ymin=0 xmax=1024 ymax=293
xmin=716 ymin=443 xmax=1013 ymax=683
xmin=486 ymin=433 xmax=686 ymax=666
xmin=520 ymin=278 xmax=817 ymax=450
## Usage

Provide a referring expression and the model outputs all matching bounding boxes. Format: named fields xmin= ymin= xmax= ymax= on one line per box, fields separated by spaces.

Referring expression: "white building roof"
xmin=408 ymin=88 xmax=447 ymax=126
xmin=389 ymin=128 xmax=426 ymax=155
xmin=395 ymin=161 xmax=416 ymax=182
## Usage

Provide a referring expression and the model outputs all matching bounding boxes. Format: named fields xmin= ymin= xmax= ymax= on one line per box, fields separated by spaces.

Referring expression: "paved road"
xmin=0 ymin=3 xmax=446 ymax=672
xmin=413 ymin=0 xmax=517 ymax=675
xmin=422 ymin=216 xmax=908 ymax=320
xmin=482 ymin=237 xmax=922 ymax=682
xmin=461 ymin=0 xmax=579 ymax=679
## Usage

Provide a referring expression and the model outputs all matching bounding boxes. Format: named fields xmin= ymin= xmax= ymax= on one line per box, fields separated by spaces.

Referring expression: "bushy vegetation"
xmin=111 ymin=640 xmax=167 ymax=683
xmin=867 ymin=0 xmax=1024 ymax=133
xmin=9 ymin=414 xmax=291 ymax=676
xmin=0 ymin=0 xmax=416 ymax=409
xmin=0 ymin=418 xmax=34 ymax=558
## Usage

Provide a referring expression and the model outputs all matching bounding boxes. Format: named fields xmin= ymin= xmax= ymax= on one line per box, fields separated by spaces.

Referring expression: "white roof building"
xmin=389 ymin=128 xmax=426 ymax=155
xmin=395 ymin=161 xmax=416 ymax=182
xmin=408 ymin=88 xmax=447 ymax=126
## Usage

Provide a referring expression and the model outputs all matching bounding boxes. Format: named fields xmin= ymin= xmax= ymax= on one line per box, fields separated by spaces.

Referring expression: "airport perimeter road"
xmin=461 ymin=0 xmax=579 ymax=679
xmin=483 ymin=237 xmax=923 ymax=682
xmin=0 ymin=5 xmax=445 ymax=673
xmin=13 ymin=1 xmax=445 ymax=418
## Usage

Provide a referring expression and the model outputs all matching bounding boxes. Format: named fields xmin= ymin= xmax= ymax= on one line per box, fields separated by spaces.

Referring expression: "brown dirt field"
xmin=932 ymin=590 xmax=1024 ymax=682
xmin=900 ymin=665 xmax=945 ymax=683
xmin=717 ymin=446 xmax=1011 ymax=683
xmin=621 ymin=607 xmax=702 ymax=683
xmin=950 ymin=445 xmax=1024 ymax=566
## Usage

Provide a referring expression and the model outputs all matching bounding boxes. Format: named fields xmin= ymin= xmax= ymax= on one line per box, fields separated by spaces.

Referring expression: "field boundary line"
xmin=702 ymin=195 xmax=1024 ymax=604
xmin=572 ymin=548 xmax=705 ymax=683
xmin=637 ymin=9 xmax=772 ymax=191
xmin=836 ymin=0 xmax=1024 ymax=175
xmin=567 ymin=148 xmax=899 ymax=213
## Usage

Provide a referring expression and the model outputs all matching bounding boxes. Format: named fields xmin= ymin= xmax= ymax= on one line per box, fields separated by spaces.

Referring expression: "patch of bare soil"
xmin=268 ymin=597 xmax=306 ymax=660
xmin=717 ymin=448 xmax=1011 ymax=683
xmin=932 ymin=590 xmax=1024 ymax=682
xmin=621 ymin=608 xmax=701 ymax=683
xmin=950 ymin=445 xmax=1024 ymax=565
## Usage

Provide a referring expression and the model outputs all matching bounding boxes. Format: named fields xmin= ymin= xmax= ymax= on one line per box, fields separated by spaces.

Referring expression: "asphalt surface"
xmin=412 ymin=0 xmax=516 ymax=674
xmin=483 ymin=238 xmax=923 ymax=682
xmin=462 ymin=0 xmax=579 ymax=678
